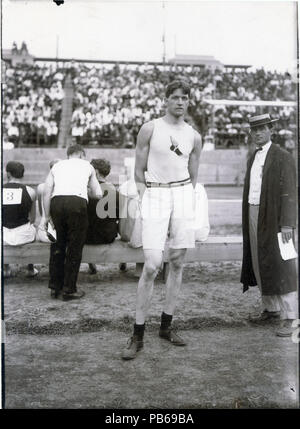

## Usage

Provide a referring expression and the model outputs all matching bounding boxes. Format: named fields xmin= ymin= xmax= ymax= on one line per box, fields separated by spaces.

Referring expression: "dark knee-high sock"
xmin=133 ymin=323 xmax=145 ymax=340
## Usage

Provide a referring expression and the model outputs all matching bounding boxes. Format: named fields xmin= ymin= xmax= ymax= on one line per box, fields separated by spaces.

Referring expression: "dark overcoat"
xmin=240 ymin=143 xmax=297 ymax=295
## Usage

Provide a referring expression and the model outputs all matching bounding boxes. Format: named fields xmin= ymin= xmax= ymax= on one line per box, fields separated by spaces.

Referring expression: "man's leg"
xmin=49 ymin=237 xmax=67 ymax=295
xmin=63 ymin=198 xmax=88 ymax=298
xmin=49 ymin=197 xmax=67 ymax=297
xmin=122 ymin=249 xmax=163 ymax=360
xmin=276 ymin=292 xmax=299 ymax=337
xmin=163 ymin=248 xmax=186 ymax=315
xmin=136 ymin=249 xmax=163 ymax=324
xmin=122 ymin=186 xmax=170 ymax=360
xmin=159 ymin=183 xmax=195 ymax=343
xmin=159 ymin=248 xmax=187 ymax=346
xmin=248 ymin=205 xmax=280 ymax=319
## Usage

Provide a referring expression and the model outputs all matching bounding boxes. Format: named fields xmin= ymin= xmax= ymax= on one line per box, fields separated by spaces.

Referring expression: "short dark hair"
xmin=6 ymin=161 xmax=24 ymax=179
xmin=165 ymin=80 xmax=191 ymax=98
xmin=90 ymin=158 xmax=111 ymax=178
xmin=67 ymin=144 xmax=85 ymax=157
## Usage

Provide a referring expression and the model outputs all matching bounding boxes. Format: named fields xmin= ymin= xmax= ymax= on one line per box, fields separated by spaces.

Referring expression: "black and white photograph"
xmin=1 ymin=0 xmax=299 ymax=412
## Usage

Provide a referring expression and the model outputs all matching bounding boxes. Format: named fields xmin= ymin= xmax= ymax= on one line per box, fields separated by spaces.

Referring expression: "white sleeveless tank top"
xmin=51 ymin=158 xmax=92 ymax=201
xmin=146 ymin=118 xmax=195 ymax=183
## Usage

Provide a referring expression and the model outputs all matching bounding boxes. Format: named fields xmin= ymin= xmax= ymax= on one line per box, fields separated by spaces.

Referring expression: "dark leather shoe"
xmin=159 ymin=328 xmax=186 ymax=346
xmin=122 ymin=335 xmax=143 ymax=360
xmin=62 ymin=290 xmax=85 ymax=301
xmin=249 ymin=310 xmax=280 ymax=323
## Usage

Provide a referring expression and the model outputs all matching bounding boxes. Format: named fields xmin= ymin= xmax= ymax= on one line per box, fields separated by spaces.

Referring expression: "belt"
xmin=146 ymin=178 xmax=192 ymax=188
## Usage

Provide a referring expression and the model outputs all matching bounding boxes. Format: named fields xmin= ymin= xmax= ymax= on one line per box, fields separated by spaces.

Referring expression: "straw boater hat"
xmin=248 ymin=114 xmax=278 ymax=128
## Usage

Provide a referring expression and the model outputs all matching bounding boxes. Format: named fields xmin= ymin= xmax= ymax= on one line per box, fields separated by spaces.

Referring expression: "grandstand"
xmin=2 ymin=42 xmax=297 ymax=186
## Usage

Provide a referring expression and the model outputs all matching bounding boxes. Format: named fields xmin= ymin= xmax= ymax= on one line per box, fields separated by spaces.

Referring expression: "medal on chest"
xmin=170 ymin=136 xmax=183 ymax=156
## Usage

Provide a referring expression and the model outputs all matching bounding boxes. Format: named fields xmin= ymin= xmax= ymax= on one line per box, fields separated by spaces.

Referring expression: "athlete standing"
xmin=122 ymin=80 xmax=202 ymax=360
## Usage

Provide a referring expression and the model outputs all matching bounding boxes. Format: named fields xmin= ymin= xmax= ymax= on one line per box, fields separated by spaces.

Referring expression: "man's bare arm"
xmin=37 ymin=183 xmax=44 ymax=217
xmin=88 ymin=167 xmax=103 ymax=200
xmin=134 ymin=121 xmax=154 ymax=199
xmin=26 ymin=186 xmax=37 ymax=224
xmin=42 ymin=171 xmax=54 ymax=226
xmin=188 ymin=130 xmax=202 ymax=188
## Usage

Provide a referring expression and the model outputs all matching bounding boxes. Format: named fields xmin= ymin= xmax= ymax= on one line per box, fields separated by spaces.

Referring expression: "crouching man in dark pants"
xmin=43 ymin=144 xmax=102 ymax=301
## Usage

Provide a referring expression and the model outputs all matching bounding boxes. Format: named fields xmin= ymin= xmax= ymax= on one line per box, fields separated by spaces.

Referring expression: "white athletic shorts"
xmin=3 ymin=222 xmax=36 ymax=246
xmin=141 ymin=183 xmax=196 ymax=250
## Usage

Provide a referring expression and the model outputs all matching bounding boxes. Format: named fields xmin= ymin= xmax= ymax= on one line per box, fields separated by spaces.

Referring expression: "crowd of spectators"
xmin=208 ymin=103 xmax=296 ymax=149
xmin=3 ymin=60 xmax=297 ymax=149
xmin=70 ymin=62 xmax=296 ymax=149
xmin=3 ymin=62 xmax=65 ymax=147
xmin=70 ymin=63 xmax=165 ymax=147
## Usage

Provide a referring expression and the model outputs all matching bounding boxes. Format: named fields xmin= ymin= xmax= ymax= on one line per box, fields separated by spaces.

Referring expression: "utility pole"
xmin=162 ymin=2 xmax=166 ymax=64
xmin=174 ymin=34 xmax=177 ymax=56
xmin=56 ymin=34 xmax=59 ymax=69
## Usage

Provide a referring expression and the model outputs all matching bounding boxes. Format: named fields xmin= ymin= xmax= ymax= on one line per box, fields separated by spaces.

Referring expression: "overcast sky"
xmin=2 ymin=0 xmax=298 ymax=72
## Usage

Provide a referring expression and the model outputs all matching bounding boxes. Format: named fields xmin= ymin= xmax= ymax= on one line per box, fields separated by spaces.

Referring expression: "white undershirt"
xmin=248 ymin=141 xmax=272 ymax=205
xmin=51 ymin=159 xmax=92 ymax=201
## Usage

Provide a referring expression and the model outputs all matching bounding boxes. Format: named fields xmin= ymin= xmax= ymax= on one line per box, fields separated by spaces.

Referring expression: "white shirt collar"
xmin=256 ymin=141 xmax=272 ymax=153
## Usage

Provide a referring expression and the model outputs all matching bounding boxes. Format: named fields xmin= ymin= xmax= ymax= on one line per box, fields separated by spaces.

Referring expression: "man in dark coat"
xmin=241 ymin=114 xmax=298 ymax=337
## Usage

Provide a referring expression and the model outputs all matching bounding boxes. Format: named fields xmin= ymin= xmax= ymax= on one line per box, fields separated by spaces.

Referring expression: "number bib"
xmin=3 ymin=188 xmax=23 ymax=205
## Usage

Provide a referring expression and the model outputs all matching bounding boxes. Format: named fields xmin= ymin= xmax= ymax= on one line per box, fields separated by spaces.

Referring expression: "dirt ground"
xmin=1 ymin=189 xmax=296 ymax=409
xmin=3 ymin=260 xmax=299 ymax=409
